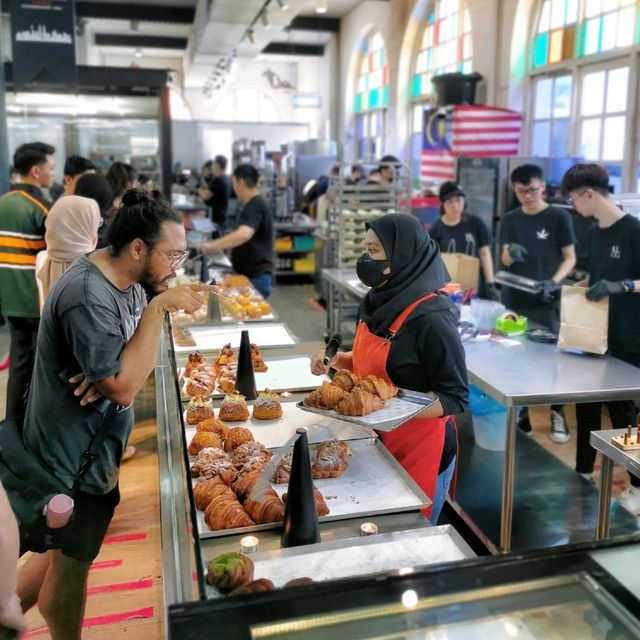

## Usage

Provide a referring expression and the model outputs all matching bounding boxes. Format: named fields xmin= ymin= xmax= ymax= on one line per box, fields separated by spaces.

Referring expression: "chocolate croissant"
xmin=335 ymin=388 xmax=384 ymax=417
xmin=204 ymin=489 xmax=255 ymax=530
xmin=303 ymin=382 xmax=348 ymax=410
xmin=331 ymin=369 xmax=360 ymax=392
xmin=282 ymin=485 xmax=330 ymax=517
xmin=244 ymin=487 xmax=285 ymax=524
xmin=193 ymin=476 xmax=230 ymax=510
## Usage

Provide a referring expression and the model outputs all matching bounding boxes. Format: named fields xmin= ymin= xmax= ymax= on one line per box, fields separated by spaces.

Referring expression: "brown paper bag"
xmin=557 ymin=286 xmax=609 ymax=355
xmin=441 ymin=253 xmax=480 ymax=291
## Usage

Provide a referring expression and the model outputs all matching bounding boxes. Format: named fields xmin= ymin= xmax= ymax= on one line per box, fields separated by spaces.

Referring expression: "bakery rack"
xmin=326 ymin=162 xmax=411 ymax=269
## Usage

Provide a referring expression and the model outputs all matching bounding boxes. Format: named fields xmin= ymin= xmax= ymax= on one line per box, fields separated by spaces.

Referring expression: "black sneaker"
xmin=517 ymin=412 xmax=532 ymax=436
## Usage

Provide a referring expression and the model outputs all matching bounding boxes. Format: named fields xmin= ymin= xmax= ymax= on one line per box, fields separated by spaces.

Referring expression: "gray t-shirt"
xmin=24 ymin=255 xmax=145 ymax=494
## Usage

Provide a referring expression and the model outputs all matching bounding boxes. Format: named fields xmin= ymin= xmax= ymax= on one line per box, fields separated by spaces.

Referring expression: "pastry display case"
xmin=156 ymin=318 xmax=640 ymax=638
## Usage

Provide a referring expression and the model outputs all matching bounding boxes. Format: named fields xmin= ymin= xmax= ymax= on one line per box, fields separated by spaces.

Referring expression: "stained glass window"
xmin=411 ymin=0 xmax=473 ymax=100
xmin=532 ymin=0 xmax=638 ymax=67
xmin=354 ymin=31 xmax=389 ymax=113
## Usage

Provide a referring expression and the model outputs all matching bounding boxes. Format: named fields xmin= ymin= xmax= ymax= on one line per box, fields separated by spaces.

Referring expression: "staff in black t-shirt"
xmin=198 ymin=155 xmax=232 ymax=230
xmin=561 ymin=163 xmax=640 ymax=514
xmin=430 ymin=181 xmax=498 ymax=300
xmin=500 ymin=164 xmax=577 ymax=443
xmin=198 ymin=164 xmax=274 ymax=298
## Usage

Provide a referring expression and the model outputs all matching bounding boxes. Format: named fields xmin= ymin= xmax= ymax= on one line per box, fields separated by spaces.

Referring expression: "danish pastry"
xmin=219 ymin=394 xmax=250 ymax=422
xmin=188 ymin=431 xmax=222 ymax=456
xmin=252 ymin=390 xmax=283 ymax=420
xmin=186 ymin=396 xmax=214 ymax=425
xmin=225 ymin=426 xmax=254 ymax=451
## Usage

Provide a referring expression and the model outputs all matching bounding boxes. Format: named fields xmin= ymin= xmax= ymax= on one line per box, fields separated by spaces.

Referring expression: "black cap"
xmin=439 ymin=181 xmax=465 ymax=203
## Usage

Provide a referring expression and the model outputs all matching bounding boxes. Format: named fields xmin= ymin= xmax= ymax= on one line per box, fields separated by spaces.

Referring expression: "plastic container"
xmin=468 ymin=384 xmax=507 ymax=451
xmin=292 ymin=235 xmax=316 ymax=250
xmin=470 ymin=299 xmax=506 ymax=329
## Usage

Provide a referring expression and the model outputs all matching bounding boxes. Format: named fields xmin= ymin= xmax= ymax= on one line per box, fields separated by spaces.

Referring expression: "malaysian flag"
xmin=420 ymin=108 xmax=456 ymax=184
xmin=451 ymin=105 xmax=522 ymax=157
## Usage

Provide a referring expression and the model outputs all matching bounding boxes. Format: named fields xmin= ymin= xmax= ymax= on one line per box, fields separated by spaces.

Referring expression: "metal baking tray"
xmin=296 ymin=398 xmax=426 ymax=432
xmin=192 ymin=438 xmax=430 ymax=539
xmin=495 ymin=270 xmax=542 ymax=294
xmin=184 ymin=401 xmax=376 ymax=450
xmin=179 ymin=356 xmax=323 ymax=401
xmin=219 ymin=312 xmax=277 ymax=323
xmin=203 ymin=525 xmax=473 ymax=595
xmin=173 ymin=323 xmax=297 ymax=353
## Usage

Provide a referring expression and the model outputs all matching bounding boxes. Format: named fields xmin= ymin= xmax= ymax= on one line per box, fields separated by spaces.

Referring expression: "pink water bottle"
xmin=44 ymin=494 xmax=74 ymax=528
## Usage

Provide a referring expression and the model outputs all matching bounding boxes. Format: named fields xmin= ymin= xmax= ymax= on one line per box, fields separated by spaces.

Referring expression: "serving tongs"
xmin=495 ymin=271 xmax=542 ymax=295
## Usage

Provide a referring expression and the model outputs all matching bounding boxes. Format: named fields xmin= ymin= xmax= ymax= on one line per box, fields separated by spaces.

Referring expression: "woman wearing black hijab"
xmin=312 ymin=214 xmax=468 ymax=523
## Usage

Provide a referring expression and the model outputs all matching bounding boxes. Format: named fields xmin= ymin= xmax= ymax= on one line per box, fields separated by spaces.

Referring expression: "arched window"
xmin=412 ymin=0 xmax=473 ymax=104
xmin=529 ymin=0 xmax=640 ymax=192
xmin=354 ymin=30 xmax=389 ymax=160
xmin=213 ymin=87 xmax=281 ymax=123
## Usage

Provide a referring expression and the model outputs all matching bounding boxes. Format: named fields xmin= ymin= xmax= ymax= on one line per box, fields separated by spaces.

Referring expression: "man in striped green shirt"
xmin=0 ymin=142 xmax=55 ymax=420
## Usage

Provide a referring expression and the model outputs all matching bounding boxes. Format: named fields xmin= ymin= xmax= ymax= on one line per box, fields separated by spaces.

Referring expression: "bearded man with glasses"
xmin=499 ymin=163 xmax=577 ymax=444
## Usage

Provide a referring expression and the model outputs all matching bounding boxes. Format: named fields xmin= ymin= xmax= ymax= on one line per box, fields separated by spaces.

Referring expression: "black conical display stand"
xmin=281 ymin=428 xmax=320 ymax=548
xmin=235 ymin=329 xmax=257 ymax=400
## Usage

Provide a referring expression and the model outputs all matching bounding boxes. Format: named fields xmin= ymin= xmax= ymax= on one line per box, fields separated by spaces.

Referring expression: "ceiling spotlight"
xmin=134 ymin=48 xmax=143 ymax=58
xmin=315 ymin=0 xmax=327 ymax=14
xmin=276 ymin=0 xmax=289 ymax=10
xmin=246 ymin=29 xmax=255 ymax=44
xmin=260 ymin=10 xmax=270 ymax=29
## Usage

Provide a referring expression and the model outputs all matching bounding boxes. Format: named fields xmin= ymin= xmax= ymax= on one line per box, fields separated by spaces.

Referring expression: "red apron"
xmin=352 ymin=293 xmax=451 ymax=520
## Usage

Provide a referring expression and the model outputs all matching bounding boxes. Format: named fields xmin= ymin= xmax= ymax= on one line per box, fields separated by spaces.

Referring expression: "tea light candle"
xmin=240 ymin=535 xmax=259 ymax=553
xmin=360 ymin=522 xmax=378 ymax=536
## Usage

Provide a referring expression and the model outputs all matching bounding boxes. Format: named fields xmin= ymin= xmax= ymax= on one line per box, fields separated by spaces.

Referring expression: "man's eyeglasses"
xmin=155 ymin=248 xmax=190 ymax=269
xmin=514 ymin=186 xmax=542 ymax=197
xmin=567 ymin=189 xmax=591 ymax=206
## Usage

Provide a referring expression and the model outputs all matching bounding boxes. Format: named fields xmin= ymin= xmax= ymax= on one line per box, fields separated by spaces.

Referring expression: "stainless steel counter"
xmin=320 ymin=268 xmax=640 ymax=553
xmin=591 ymin=428 xmax=640 ymax=540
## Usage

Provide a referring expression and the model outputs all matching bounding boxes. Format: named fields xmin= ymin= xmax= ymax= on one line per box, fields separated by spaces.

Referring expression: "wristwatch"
xmin=622 ymin=279 xmax=636 ymax=293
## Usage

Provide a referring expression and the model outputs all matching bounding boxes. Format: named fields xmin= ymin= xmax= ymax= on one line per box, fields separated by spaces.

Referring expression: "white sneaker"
xmin=617 ymin=486 xmax=640 ymax=516
xmin=550 ymin=410 xmax=569 ymax=444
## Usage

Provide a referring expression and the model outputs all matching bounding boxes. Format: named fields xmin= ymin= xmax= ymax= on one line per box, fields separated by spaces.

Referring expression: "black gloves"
xmin=485 ymin=283 xmax=500 ymax=301
xmin=507 ymin=243 xmax=528 ymax=263
xmin=586 ymin=279 xmax=626 ymax=301
xmin=540 ymin=279 xmax=561 ymax=303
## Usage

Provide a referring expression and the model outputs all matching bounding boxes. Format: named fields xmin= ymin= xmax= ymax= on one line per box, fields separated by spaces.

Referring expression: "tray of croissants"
xmin=179 ymin=346 xmax=321 ymax=401
xmin=298 ymin=370 xmax=427 ymax=431
xmin=185 ymin=398 xmax=429 ymax=538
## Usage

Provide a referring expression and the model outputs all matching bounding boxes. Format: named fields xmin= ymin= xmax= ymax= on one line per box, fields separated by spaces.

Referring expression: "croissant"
xmin=272 ymin=451 xmax=292 ymax=484
xmin=316 ymin=439 xmax=351 ymax=460
xmin=312 ymin=452 xmax=348 ymax=480
xmin=190 ymin=447 xmax=236 ymax=481
xmin=356 ymin=375 xmax=398 ymax=400
xmin=252 ymin=357 xmax=268 ymax=373
xmin=230 ymin=578 xmax=275 ymax=596
xmin=234 ymin=441 xmax=272 ymax=462
xmin=244 ymin=487 xmax=285 ymax=523
xmin=283 ymin=486 xmax=330 ymax=517
xmin=186 ymin=373 xmax=216 ymax=398
xmin=235 ymin=455 xmax=270 ymax=478
xmin=332 ymin=369 xmax=360 ymax=392
xmin=218 ymin=376 xmax=236 ymax=394
xmin=232 ymin=470 xmax=262 ymax=501
xmin=206 ymin=552 xmax=254 ymax=592
xmin=204 ymin=490 xmax=255 ymax=530
xmin=193 ymin=476 xmax=230 ymax=510
xmin=303 ymin=382 xmax=348 ymax=410
xmin=335 ymin=388 xmax=384 ymax=417
xmin=225 ymin=427 xmax=254 ymax=452
xmin=188 ymin=431 xmax=222 ymax=456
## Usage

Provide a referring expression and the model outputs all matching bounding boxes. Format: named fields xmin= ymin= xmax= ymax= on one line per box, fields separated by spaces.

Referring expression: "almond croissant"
xmin=335 ymin=388 xmax=384 ymax=417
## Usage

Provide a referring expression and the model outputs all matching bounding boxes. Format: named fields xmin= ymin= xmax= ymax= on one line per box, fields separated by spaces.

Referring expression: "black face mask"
xmin=356 ymin=253 xmax=390 ymax=288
